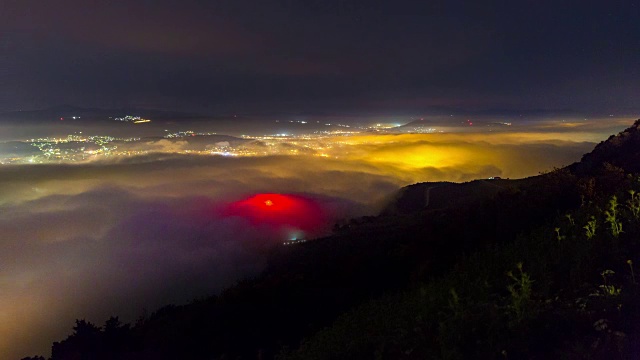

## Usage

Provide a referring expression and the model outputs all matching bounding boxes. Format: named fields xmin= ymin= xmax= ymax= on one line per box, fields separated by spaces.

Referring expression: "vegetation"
xmin=279 ymin=172 xmax=640 ymax=359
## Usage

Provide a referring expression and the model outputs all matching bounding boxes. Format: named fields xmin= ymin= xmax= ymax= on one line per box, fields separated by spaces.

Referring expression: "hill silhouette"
xmin=24 ymin=120 xmax=640 ymax=360
xmin=571 ymin=119 xmax=640 ymax=174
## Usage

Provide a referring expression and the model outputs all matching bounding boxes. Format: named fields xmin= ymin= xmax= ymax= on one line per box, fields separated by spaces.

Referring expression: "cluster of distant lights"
xmin=1 ymin=128 xmax=388 ymax=164
xmin=276 ymin=120 xmax=308 ymax=124
xmin=164 ymin=130 xmax=220 ymax=138
xmin=283 ymin=226 xmax=306 ymax=245
xmin=4 ymin=132 xmax=143 ymax=163
xmin=274 ymin=119 xmax=352 ymax=128
xmin=164 ymin=130 xmax=195 ymax=138
xmin=283 ymin=239 xmax=307 ymax=245
xmin=112 ymin=115 xmax=151 ymax=124
xmin=403 ymin=127 xmax=438 ymax=133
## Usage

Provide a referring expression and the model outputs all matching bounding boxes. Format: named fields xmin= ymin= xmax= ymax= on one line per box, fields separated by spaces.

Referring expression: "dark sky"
xmin=0 ymin=0 xmax=638 ymax=116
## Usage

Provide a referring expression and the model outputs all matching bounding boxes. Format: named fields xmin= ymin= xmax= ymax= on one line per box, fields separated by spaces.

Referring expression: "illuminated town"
xmin=0 ymin=121 xmax=437 ymax=164
xmin=0 ymin=117 xmax=525 ymax=165
xmin=113 ymin=115 xmax=152 ymax=123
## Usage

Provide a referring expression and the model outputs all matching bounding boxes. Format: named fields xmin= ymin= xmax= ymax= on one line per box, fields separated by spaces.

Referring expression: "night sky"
xmin=1 ymin=0 xmax=638 ymax=116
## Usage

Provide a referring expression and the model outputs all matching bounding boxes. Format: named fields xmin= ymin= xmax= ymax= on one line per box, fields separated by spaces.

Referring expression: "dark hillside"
xmin=571 ymin=119 xmax=640 ymax=175
xmin=382 ymin=178 xmax=534 ymax=215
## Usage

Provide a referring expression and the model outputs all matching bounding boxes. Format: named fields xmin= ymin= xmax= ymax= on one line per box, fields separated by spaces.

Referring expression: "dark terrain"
xmin=22 ymin=120 xmax=640 ymax=360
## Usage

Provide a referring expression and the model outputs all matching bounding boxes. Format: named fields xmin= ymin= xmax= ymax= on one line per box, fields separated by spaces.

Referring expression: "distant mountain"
xmin=395 ymin=119 xmax=446 ymax=130
xmin=0 ymin=105 xmax=204 ymax=121
xmin=398 ymin=119 xmax=438 ymax=127
xmin=396 ymin=118 xmax=512 ymax=130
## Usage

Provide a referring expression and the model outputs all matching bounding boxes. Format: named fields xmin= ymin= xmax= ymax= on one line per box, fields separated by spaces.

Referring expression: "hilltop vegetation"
xmin=282 ymin=173 xmax=640 ymax=359
xmin=23 ymin=120 xmax=640 ymax=360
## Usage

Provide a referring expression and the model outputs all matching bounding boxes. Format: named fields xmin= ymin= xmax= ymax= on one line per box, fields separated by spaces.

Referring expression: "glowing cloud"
xmin=222 ymin=193 xmax=329 ymax=236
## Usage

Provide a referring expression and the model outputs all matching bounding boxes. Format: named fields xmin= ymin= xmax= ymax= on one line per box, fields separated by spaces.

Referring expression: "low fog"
xmin=0 ymin=120 xmax=632 ymax=359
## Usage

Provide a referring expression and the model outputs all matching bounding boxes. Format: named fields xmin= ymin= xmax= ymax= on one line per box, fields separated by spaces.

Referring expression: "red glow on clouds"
xmin=222 ymin=194 xmax=328 ymax=234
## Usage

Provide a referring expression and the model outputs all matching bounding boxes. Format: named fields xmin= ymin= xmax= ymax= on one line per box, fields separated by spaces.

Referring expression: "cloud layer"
xmin=0 ymin=123 xmax=630 ymax=358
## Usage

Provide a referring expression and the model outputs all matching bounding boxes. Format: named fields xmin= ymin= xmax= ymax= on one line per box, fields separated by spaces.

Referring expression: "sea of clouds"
xmin=0 ymin=118 xmax=632 ymax=359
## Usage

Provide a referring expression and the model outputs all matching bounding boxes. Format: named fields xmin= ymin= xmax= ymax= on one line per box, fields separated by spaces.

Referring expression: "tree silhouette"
xmin=103 ymin=316 xmax=132 ymax=355
xmin=51 ymin=319 xmax=101 ymax=360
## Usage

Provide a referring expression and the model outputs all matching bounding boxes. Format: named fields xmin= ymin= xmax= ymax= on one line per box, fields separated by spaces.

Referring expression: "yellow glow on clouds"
xmin=0 ymin=118 xmax=634 ymax=359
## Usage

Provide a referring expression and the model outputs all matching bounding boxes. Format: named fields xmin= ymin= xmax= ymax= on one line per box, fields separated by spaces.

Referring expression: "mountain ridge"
xmin=0 ymin=105 xmax=204 ymax=121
